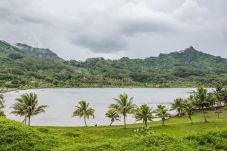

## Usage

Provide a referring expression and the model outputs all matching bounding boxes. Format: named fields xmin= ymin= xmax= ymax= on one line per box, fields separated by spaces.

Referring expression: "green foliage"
xmin=105 ymin=109 xmax=120 ymax=126
xmin=11 ymin=93 xmax=47 ymax=126
xmin=1 ymin=41 xmax=227 ymax=88
xmin=191 ymin=87 xmax=217 ymax=122
xmin=171 ymin=98 xmax=185 ymax=116
xmin=73 ymin=100 xmax=95 ymax=126
xmin=0 ymin=117 xmax=58 ymax=151
xmin=0 ymin=90 xmax=5 ymax=116
xmin=133 ymin=104 xmax=153 ymax=128
xmin=110 ymin=93 xmax=136 ymax=128
xmin=155 ymin=105 xmax=171 ymax=126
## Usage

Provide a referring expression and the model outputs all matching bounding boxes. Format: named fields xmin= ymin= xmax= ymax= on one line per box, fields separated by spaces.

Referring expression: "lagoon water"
xmin=4 ymin=88 xmax=196 ymax=126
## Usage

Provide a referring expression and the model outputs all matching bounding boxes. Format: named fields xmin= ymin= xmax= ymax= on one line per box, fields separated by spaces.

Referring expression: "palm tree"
xmin=134 ymin=104 xmax=153 ymax=128
xmin=0 ymin=90 xmax=5 ymax=116
xmin=183 ymin=103 xmax=193 ymax=122
xmin=191 ymin=87 xmax=216 ymax=122
xmin=105 ymin=109 xmax=120 ymax=126
xmin=171 ymin=98 xmax=184 ymax=117
xmin=109 ymin=93 xmax=136 ymax=128
xmin=155 ymin=105 xmax=170 ymax=126
xmin=73 ymin=100 xmax=95 ymax=126
xmin=11 ymin=93 xmax=47 ymax=126
xmin=214 ymin=85 xmax=226 ymax=118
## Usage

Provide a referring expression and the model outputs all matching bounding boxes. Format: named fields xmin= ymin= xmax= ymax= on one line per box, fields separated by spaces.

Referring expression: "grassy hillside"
xmin=1 ymin=40 xmax=227 ymax=88
xmin=1 ymin=111 xmax=227 ymax=150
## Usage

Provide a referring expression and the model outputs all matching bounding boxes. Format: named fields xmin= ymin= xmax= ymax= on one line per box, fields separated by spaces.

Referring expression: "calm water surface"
xmin=4 ymin=88 xmax=197 ymax=126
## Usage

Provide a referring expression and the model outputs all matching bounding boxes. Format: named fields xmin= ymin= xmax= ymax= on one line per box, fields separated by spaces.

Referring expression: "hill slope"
xmin=0 ymin=40 xmax=227 ymax=88
xmin=15 ymin=43 xmax=63 ymax=61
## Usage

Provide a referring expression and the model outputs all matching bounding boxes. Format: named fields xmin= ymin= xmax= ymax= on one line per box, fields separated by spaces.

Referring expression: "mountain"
xmin=0 ymin=40 xmax=227 ymax=88
xmin=15 ymin=43 xmax=63 ymax=61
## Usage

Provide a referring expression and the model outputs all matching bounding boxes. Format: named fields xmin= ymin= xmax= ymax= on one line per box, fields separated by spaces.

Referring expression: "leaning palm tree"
xmin=73 ymin=100 xmax=95 ymax=126
xmin=191 ymin=87 xmax=216 ymax=122
xmin=105 ymin=109 xmax=120 ymax=126
xmin=183 ymin=103 xmax=194 ymax=122
xmin=134 ymin=104 xmax=153 ymax=128
xmin=11 ymin=93 xmax=47 ymax=126
xmin=109 ymin=93 xmax=136 ymax=128
xmin=155 ymin=105 xmax=171 ymax=126
xmin=171 ymin=98 xmax=184 ymax=117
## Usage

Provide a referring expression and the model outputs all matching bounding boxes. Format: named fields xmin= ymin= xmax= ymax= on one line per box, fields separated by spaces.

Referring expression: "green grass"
xmin=1 ymin=110 xmax=227 ymax=150
xmin=34 ymin=110 xmax=227 ymax=147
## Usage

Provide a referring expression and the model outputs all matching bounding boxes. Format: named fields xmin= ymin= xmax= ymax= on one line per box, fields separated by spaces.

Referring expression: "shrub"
xmin=0 ymin=117 xmax=59 ymax=151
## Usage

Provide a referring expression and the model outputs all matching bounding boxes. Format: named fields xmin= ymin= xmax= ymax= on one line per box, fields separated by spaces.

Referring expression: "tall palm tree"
xmin=183 ymin=103 xmax=194 ymax=122
xmin=134 ymin=104 xmax=153 ymax=128
xmin=73 ymin=100 xmax=95 ymax=126
xmin=191 ymin=87 xmax=216 ymax=122
xmin=11 ymin=93 xmax=47 ymax=126
xmin=155 ymin=105 xmax=170 ymax=126
xmin=105 ymin=109 xmax=120 ymax=126
xmin=109 ymin=93 xmax=136 ymax=128
xmin=171 ymin=98 xmax=184 ymax=117
xmin=0 ymin=90 xmax=5 ymax=116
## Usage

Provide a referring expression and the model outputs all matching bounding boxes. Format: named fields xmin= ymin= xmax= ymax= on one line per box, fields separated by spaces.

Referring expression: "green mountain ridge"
xmin=0 ymin=40 xmax=227 ymax=88
xmin=15 ymin=43 xmax=63 ymax=61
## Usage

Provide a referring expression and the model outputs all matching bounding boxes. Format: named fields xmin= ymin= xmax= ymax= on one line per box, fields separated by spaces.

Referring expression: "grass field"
xmin=1 ymin=110 xmax=227 ymax=150
xmin=33 ymin=110 xmax=227 ymax=147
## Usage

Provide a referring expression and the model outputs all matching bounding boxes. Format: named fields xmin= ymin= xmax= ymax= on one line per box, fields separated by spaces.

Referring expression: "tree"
xmin=183 ymin=103 xmax=194 ymax=122
xmin=105 ymin=109 xmax=120 ymax=126
xmin=134 ymin=104 xmax=153 ymax=128
xmin=73 ymin=100 xmax=95 ymax=126
xmin=171 ymin=98 xmax=184 ymax=117
xmin=191 ymin=87 xmax=216 ymax=122
xmin=11 ymin=93 xmax=47 ymax=126
xmin=109 ymin=93 xmax=136 ymax=128
xmin=155 ymin=105 xmax=171 ymax=126
xmin=213 ymin=85 xmax=223 ymax=118
xmin=0 ymin=90 xmax=5 ymax=116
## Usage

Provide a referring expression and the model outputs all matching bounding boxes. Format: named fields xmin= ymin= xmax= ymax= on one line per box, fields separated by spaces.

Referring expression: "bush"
xmin=0 ymin=117 xmax=59 ymax=151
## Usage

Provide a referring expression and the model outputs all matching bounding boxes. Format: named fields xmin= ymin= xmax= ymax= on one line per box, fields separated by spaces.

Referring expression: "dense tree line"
xmin=1 ymin=41 xmax=227 ymax=88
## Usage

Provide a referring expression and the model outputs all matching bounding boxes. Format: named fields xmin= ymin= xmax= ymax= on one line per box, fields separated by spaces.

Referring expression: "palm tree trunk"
xmin=162 ymin=117 xmax=165 ymax=126
xmin=84 ymin=116 xmax=87 ymax=126
xmin=110 ymin=119 xmax=114 ymax=126
xmin=189 ymin=116 xmax=192 ymax=123
xmin=145 ymin=120 xmax=147 ymax=128
xmin=28 ymin=116 xmax=31 ymax=126
xmin=24 ymin=116 xmax=27 ymax=125
xmin=123 ymin=114 xmax=126 ymax=128
xmin=202 ymin=108 xmax=208 ymax=123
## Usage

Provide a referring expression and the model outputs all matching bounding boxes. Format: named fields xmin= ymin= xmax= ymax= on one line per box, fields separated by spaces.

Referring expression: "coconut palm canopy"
xmin=134 ymin=104 xmax=153 ymax=128
xmin=109 ymin=93 xmax=136 ymax=128
xmin=73 ymin=100 xmax=95 ymax=126
xmin=105 ymin=109 xmax=120 ymax=126
xmin=11 ymin=93 xmax=47 ymax=126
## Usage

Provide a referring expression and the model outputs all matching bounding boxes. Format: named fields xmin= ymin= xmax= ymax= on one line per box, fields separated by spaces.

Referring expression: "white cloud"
xmin=0 ymin=0 xmax=227 ymax=60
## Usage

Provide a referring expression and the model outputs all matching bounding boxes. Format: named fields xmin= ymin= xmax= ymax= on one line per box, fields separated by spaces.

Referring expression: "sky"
xmin=0 ymin=0 xmax=227 ymax=60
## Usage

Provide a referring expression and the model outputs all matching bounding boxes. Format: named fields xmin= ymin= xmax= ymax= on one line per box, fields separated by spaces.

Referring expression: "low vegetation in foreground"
xmin=1 ymin=111 xmax=227 ymax=151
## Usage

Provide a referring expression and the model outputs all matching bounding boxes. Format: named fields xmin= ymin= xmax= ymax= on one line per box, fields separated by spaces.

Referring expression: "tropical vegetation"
xmin=11 ymin=93 xmax=47 ymax=126
xmin=133 ymin=104 xmax=153 ymax=128
xmin=155 ymin=105 xmax=171 ymax=126
xmin=109 ymin=93 xmax=136 ymax=128
xmin=1 ymin=40 xmax=227 ymax=89
xmin=0 ymin=89 xmax=5 ymax=116
xmin=105 ymin=109 xmax=120 ymax=126
xmin=72 ymin=100 xmax=95 ymax=126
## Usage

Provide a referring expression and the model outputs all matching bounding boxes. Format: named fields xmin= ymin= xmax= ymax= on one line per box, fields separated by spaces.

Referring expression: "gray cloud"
xmin=0 ymin=0 xmax=227 ymax=60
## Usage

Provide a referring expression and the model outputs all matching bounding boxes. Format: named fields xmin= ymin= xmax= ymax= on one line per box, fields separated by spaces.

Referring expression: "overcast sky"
xmin=0 ymin=0 xmax=227 ymax=60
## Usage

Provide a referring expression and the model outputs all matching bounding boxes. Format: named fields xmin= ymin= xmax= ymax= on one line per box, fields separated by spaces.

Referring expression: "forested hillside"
xmin=0 ymin=40 xmax=227 ymax=88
